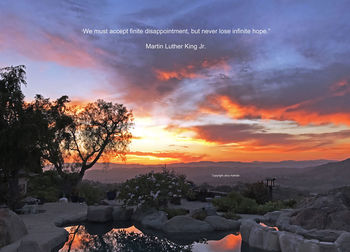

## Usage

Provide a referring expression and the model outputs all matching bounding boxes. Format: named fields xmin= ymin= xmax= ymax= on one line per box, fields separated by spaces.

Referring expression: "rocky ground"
xmin=0 ymin=203 xmax=87 ymax=252
xmin=241 ymin=187 xmax=350 ymax=251
xmin=290 ymin=186 xmax=350 ymax=231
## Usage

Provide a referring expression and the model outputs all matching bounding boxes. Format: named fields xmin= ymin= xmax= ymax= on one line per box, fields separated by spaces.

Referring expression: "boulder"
xmin=204 ymin=207 xmax=217 ymax=216
xmin=290 ymin=188 xmax=350 ymax=232
xmin=132 ymin=208 xmax=156 ymax=222
xmin=335 ymin=232 xmax=350 ymax=252
xmin=204 ymin=216 xmax=240 ymax=231
xmin=276 ymin=211 xmax=293 ymax=230
xmin=248 ymin=225 xmax=264 ymax=249
xmin=162 ymin=216 xmax=214 ymax=233
xmin=302 ymin=229 xmax=342 ymax=242
xmin=262 ymin=229 xmax=280 ymax=251
xmin=0 ymin=208 xmax=28 ymax=247
xmin=87 ymin=206 xmax=113 ymax=222
xmin=54 ymin=212 xmax=87 ymax=227
xmin=17 ymin=239 xmax=43 ymax=252
xmin=100 ymin=199 xmax=120 ymax=206
xmin=240 ymin=219 xmax=256 ymax=243
xmin=278 ymin=231 xmax=304 ymax=252
xmin=141 ymin=211 xmax=168 ymax=230
xmin=318 ymin=241 xmax=337 ymax=252
xmin=112 ymin=206 xmax=133 ymax=221
xmin=261 ymin=211 xmax=283 ymax=226
xmin=298 ymin=239 xmax=320 ymax=252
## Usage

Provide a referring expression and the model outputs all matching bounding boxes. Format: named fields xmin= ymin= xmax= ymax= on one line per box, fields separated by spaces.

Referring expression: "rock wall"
xmin=0 ymin=209 xmax=28 ymax=248
xmin=240 ymin=218 xmax=349 ymax=252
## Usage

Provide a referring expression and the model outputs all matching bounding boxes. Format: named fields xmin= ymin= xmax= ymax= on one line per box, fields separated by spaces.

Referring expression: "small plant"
xmin=162 ymin=208 xmax=189 ymax=219
xmin=191 ymin=209 xmax=207 ymax=221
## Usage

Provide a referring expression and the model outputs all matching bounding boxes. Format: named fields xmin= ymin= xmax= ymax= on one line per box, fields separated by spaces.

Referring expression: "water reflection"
xmin=59 ymin=223 xmax=262 ymax=252
xmin=60 ymin=224 xmax=193 ymax=252
xmin=193 ymin=234 xmax=241 ymax=252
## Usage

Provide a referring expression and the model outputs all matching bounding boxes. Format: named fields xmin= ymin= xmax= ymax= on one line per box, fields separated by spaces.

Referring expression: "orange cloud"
xmin=154 ymin=67 xmax=199 ymax=81
xmin=206 ymin=95 xmax=350 ymax=126
xmin=330 ymin=80 xmax=350 ymax=96
xmin=154 ymin=58 xmax=230 ymax=81
xmin=126 ymin=151 xmax=206 ymax=163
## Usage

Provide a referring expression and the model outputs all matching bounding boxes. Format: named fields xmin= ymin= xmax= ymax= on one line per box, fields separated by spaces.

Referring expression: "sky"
xmin=1 ymin=0 xmax=350 ymax=164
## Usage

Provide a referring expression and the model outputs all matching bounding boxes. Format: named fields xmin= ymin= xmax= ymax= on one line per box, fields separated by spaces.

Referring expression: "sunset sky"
xmin=1 ymin=1 xmax=350 ymax=164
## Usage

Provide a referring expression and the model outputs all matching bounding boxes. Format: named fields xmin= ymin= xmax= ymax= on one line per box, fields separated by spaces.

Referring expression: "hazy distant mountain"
xmin=84 ymin=159 xmax=342 ymax=191
xmin=281 ymin=158 xmax=350 ymax=192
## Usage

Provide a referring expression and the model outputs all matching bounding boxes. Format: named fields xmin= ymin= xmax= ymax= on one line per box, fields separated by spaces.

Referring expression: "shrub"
xmin=191 ymin=209 xmax=207 ymax=221
xmin=212 ymin=191 xmax=244 ymax=212
xmin=236 ymin=197 xmax=259 ymax=214
xmin=117 ymin=169 xmax=191 ymax=208
xmin=162 ymin=208 xmax=189 ymax=219
xmin=242 ymin=182 xmax=270 ymax=204
xmin=28 ymin=170 xmax=61 ymax=202
xmin=76 ymin=181 xmax=105 ymax=205
xmin=213 ymin=191 xmax=294 ymax=215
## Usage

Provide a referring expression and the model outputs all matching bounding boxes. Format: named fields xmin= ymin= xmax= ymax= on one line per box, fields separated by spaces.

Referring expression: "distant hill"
xmin=84 ymin=159 xmax=348 ymax=193
xmin=281 ymin=158 xmax=350 ymax=192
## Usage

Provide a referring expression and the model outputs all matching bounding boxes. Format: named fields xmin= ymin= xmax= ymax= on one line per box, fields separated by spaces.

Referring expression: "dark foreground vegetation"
xmin=0 ymin=65 xmax=133 ymax=209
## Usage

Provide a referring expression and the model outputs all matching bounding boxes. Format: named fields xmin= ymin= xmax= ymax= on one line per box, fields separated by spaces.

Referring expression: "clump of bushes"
xmin=213 ymin=191 xmax=295 ymax=215
xmin=242 ymin=181 xmax=270 ymax=204
xmin=117 ymin=169 xmax=192 ymax=208
xmin=76 ymin=181 xmax=105 ymax=205
xmin=28 ymin=170 xmax=61 ymax=202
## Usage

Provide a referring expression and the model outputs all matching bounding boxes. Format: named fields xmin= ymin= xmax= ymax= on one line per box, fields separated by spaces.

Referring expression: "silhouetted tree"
xmin=32 ymin=97 xmax=133 ymax=195
xmin=68 ymin=100 xmax=133 ymax=179
xmin=0 ymin=66 xmax=42 ymax=208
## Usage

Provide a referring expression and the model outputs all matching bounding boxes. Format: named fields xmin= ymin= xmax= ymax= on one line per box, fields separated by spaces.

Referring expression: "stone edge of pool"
xmin=0 ymin=203 xmax=88 ymax=252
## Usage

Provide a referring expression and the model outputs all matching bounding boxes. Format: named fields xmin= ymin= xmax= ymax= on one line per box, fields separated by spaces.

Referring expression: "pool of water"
xmin=58 ymin=222 xmax=267 ymax=252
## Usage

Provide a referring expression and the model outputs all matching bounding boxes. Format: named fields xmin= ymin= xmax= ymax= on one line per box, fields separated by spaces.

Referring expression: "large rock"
xmin=141 ymin=211 xmax=168 ymax=230
xmin=261 ymin=211 xmax=283 ymax=226
xmin=132 ymin=208 xmax=157 ymax=222
xmin=162 ymin=216 xmax=214 ymax=233
xmin=298 ymin=239 xmax=321 ymax=252
xmin=241 ymin=220 xmax=280 ymax=252
xmin=54 ymin=212 xmax=87 ymax=227
xmin=240 ymin=219 xmax=256 ymax=243
xmin=204 ymin=216 xmax=240 ymax=231
xmin=302 ymin=229 xmax=342 ymax=242
xmin=112 ymin=206 xmax=133 ymax=221
xmin=262 ymin=229 xmax=280 ymax=251
xmin=276 ymin=211 xmax=293 ymax=230
xmin=278 ymin=231 xmax=304 ymax=252
xmin=335 ymin=232 xmax=350 ymax=252
xmin=204 ymin=207 xmax=217 ymax=216
xmin=0 ymin=208 xmax=28 ymax=247
xmin=290 ymin=187 xmax=350 ymax=232
xmin=318 ymin=241 xmax=337 ymax=252
xmin=17 ymin=239 xmax=43 ymax=252
xmin=248 ymin=225 xmax=264 ymax=249
xmin=87 ymin=206 xmax=113 ymax=222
